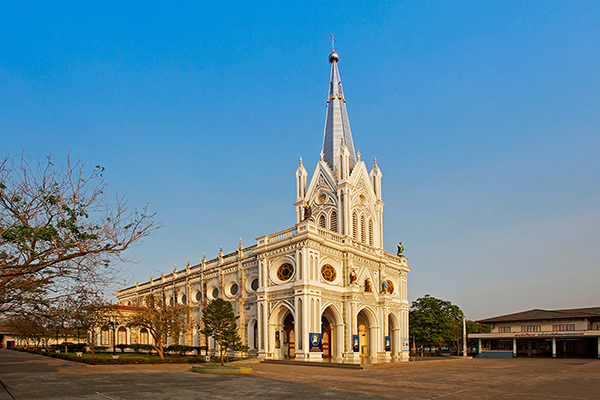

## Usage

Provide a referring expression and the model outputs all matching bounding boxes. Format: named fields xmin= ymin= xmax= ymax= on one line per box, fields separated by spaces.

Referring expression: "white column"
xmin=478 ymin=339 xmax=481 ymax=355
xmin=552 ymin=337 xmax=556 ymax=358
xmin=513 ymin=338 xmax=517 ymax=357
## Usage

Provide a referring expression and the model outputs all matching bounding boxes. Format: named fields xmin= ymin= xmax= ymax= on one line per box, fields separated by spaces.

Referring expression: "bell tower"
xmin=296 ymin=47 xmax=385 ymax=249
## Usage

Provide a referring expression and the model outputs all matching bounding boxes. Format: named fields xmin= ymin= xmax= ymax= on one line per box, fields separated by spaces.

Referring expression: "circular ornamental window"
xmin=230 ymin=283 xmax=239 ymax=296
xmin=212 ymin=288 xmax=219 ymax=299
xmin=181 ymin=294 xmax=187 ymax=304
xmin=251 ymin=278 xmax=259 ymax=291
xmin=276 ymin=263 xmax=294 ymax=281
xmin=321 ymin=264 xmax=336 ymax=282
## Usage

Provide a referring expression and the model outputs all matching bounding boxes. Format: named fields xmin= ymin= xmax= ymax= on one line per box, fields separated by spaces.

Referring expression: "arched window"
xmin=318 ymin=214 xmax=326 ymax=228
xmin=101 ymin=326 xmax=110 ymax=346
xmin=117 ymin=327 xmax=127 ymax=345
xmin=368 ymin=219 xmax=373 ymax=246
xmin=360 ymin=216 xmax=365 ymax=243
xmin=140 ymin=328 xmax=149 ymax=345
xmin=330 ymin=211 xmax=337 ymax=233
xmin=352 ymin=212 xmax=358 ymax=240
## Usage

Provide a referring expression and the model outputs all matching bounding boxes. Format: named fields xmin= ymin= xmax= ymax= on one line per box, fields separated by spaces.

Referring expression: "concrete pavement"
xmin=1 ymin=349 xmax=600 ymax=399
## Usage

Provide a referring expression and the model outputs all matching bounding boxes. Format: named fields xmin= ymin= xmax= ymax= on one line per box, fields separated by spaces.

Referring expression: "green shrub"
xmin=166 ymin=345 xmax=194 ymax=356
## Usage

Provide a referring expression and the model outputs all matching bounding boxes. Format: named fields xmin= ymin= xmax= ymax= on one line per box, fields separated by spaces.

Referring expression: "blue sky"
xmin=2 ymin=1 xmax=599 ymax=319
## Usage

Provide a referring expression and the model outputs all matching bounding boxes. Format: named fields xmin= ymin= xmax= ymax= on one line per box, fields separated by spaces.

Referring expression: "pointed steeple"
xmin=322 ymin=47 xmax=357 ymax=174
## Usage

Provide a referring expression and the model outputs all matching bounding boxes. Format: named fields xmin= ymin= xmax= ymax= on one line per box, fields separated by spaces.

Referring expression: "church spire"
xmin=322 ymin=46 xmax=357 ymax=175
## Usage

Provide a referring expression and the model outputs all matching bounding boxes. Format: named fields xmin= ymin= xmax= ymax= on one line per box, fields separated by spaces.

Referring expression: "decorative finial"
xmin=299 ymin=157 xmax=303 ymax=167
xmin=320 ymin=152 xmax=324 ymax=161
xmin=328 ymin=34 xmax=339 ymax=63
xmin=373 ymin=157 xmax=378 ymax=168
xmin=357 ymin=151 xmax=361 ymax=161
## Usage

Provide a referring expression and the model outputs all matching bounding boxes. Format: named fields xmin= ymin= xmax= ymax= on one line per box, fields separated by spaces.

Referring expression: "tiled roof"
xmin=478 ymin=307 xmax=600 ymax=323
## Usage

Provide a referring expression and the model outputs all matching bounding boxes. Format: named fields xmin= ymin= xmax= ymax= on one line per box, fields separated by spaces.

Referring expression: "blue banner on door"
xmin=353 ymin=335 xmax=359 ymax=352
xmin=309 ymin=333 xmax=322 ymax=352
xmin=385 ymin=336 xmax=391 ymax=351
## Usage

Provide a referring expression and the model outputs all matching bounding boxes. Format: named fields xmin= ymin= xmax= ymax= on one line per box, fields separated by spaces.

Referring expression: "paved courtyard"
xmin=1 ymin=349 xmax=599 ymax=399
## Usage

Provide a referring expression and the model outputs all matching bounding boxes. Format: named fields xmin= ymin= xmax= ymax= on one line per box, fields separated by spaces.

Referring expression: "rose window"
xmin=276 ymin=263 xmax=294 ymax=281
xmin=321 ymin=264 xmax=336 ymax=282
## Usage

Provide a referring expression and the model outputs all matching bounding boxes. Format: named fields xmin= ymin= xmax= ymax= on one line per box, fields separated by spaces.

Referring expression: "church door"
xmin=284 ymin=327 xmax=295 ymax=358
xmin=322 ymin=329 xmax=331 ymax=358
xmin=283 ymin=313 xmax=295 ymax=359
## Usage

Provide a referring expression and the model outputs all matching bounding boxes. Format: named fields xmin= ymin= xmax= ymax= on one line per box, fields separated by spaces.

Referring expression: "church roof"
xmin=322 ymin=49 xmax=356 ymax=172
xmin=478 ymin=307 xmax=600 ymax=323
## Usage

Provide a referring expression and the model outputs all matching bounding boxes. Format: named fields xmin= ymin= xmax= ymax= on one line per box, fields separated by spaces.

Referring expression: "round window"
xmin=230 ymin=283 xmax=238 ymax=296
xmin=181 ymin=294 xmax=187 ymax=304
xmin=321 ymin=264 xmax=336 ymax=282
xmin=195 ymin=291 xmax=202 ymax=302
xmin=212 ymin=288 xmax=219 ymax=299
xmin=251 ymin=278 xmax=259 ymax=291
xmin=168 ymin=297 xmax=173 ymax=306
xmin=276 ymin=263 xmax=294 ymax=281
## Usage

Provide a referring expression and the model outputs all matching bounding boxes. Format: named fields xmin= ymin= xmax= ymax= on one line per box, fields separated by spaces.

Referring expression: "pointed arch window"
xmin=368 ymin=219 xmax=373 ymax=246
xmin=352 ymin=212 xmax=358 ymax=240
xmin=360 ymin=216 xmax=365 ymax=243
xmin=318 ymin=214 xmax=326 ymax=229
xmin=330 ymin=211 xmax=338 ymax=233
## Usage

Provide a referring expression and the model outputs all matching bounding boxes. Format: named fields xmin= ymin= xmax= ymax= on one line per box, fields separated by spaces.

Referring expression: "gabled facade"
xmin=116 ymin=48 xmax=410 ymax=363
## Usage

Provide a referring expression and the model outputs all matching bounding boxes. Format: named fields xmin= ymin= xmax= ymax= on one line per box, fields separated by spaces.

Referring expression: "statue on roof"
xmin=303 ymin=202 xmax=312 ymax=221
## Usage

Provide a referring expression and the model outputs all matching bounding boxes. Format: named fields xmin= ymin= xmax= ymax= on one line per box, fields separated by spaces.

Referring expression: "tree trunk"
xmin=90 ymin=330 xmax=96 ymax=358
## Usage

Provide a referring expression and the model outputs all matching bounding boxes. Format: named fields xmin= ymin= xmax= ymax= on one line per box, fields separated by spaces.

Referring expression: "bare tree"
xmin=0 ymin=153 xmax=160 ymax=311
xmin=127 ymin=293 xmax=190 ymax=359
xmin=69 ymin=291 xmax=114 ymax=358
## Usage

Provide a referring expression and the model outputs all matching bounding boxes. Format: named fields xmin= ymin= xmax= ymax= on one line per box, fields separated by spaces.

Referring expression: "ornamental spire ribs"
xmin=322 ymin=48 xmax=357 ymax=174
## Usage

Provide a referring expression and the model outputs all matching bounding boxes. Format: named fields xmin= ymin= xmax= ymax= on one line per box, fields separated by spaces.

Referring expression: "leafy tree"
xmin=466 ymin=320 xmax=490 ymax=351
xmin=201 ymin=299 xmax=248 ymax=365
xmin=409 ymin=294 xmax=464 ymax=355
xmin=0 ymin=153 xmax=160 ymax=312
xmin=5 ymin=310 xmax=48 ymax=348
xmin=127 ymin=293 xmax=190 ymax=359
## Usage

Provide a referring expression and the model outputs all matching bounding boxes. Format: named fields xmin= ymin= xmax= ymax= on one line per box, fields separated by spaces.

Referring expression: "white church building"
xmin=117 ymin=47 xmax=411 ymax=363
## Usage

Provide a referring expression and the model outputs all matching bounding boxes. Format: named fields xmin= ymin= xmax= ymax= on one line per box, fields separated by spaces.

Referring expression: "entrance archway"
xmin=357 ymin=307 xmax=377 ymax=359
xmin=268 ymin=304 xmax=295 ymax=359
xmin=388 ymin=313 xmax=400 ymax=359
xmin=321 ymin=304 xmax=343 ymax=360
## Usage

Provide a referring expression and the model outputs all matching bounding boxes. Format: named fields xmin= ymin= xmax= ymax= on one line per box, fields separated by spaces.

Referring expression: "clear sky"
xmin=2 ymin=1 xmax=599 ymax=320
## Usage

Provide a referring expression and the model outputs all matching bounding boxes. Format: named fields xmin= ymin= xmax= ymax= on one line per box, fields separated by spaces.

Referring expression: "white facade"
xmin=117 ymin=49 xmax=411 ymax=362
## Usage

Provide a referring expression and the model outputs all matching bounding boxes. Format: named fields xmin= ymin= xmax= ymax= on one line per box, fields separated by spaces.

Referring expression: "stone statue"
xmin=365 ymin=278 xmax=372 ymax=292
xmin=382 ymin=279 xmax=389 ymax=293
xmin=350 ymin=269 xmax=357 ymax=284
xmin=397 ymin=242 xmax=404 ymax=256
xmin=303 ymin=203 xmax=312 ymax=221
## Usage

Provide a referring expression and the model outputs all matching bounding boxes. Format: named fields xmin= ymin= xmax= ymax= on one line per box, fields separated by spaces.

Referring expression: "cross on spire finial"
xmin=329 ymin=33 xmax=337 ymax=50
